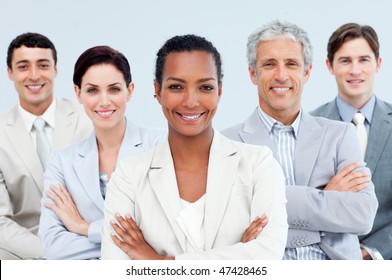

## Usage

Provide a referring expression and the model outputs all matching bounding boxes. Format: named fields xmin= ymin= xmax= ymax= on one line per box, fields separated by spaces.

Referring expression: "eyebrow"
xmin=165 ymin=77 xmax=216 ymax=83
xmin=15 ymin=59 xmax=52 ymax=65
xmin=84 ymin=82 xmax=122 ymax=87
xmin=337 ymin=55 xmax=372 ymax=60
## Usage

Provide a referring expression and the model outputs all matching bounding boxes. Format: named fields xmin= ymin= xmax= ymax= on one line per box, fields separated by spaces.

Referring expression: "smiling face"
xmin=249 ymin=39 xmax=311 ymax=125
xmin=154 ymin=51 xmax=221 ymax=138
xmin=327 ymin=38 xmax=381 ymax=108
xmin=75 ymin=63 xmax=133 ymax=131
xmin=7 ymin=46 xmax=57 ymax=115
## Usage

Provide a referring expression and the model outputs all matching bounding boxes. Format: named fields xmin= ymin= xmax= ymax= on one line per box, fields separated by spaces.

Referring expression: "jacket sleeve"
xmin=286 ymin=123 xmax=378 ymax=235
xmin=38 ymin=151 xmax=100 ymax=260
xmin=0 ymin=170 xmax=44 ymax=259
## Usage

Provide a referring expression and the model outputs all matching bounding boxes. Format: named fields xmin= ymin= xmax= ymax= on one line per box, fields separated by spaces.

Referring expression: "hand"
xmin=241 ymin=214 xmax=268 ymax=243
xmin=361 ymin=248 xmax=372 ymax=260
xmin=44 ymin=184 xmax=90 ymax=236
xmin=111 ymin=213 xmax=174 ymax=260
xmin=324 ymin=162 xmax=370 ymax=192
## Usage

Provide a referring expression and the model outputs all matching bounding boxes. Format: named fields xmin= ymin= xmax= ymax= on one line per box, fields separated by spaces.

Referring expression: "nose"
xmin=349 ymin=61 xmax=362 ymax=75
xmin=28 ymin=66 xmax=40 ymax=81
xmin=274 ymin=65 xmax=289 ymax=82
xmin=99 ymin=92 xmax=111 ymax=107
xmin=182 ymin=89 xmax=199 ymax=108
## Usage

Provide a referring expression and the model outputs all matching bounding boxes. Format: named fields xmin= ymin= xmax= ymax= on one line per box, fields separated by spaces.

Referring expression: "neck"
xmin=21 ymin=96 xmax=53 ymax=116
xmin=95 ymin=118 xmax=126 ymax=151
xmin=339 ymin=93 xmax=373 ymax=110
xmin=169 ymin=127 xmax=213 ymax=164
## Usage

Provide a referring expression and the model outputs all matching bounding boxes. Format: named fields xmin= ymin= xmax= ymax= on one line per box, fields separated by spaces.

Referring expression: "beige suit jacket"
xmin=102 ymin=131 xmax=288 ymax=259
xmin=0 ymin=98 xmax=92 ymax=259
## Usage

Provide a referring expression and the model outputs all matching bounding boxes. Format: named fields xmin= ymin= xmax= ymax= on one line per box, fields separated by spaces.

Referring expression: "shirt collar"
xmin=18 ymin=98 xmax=57 ymax=132
xmin=336 ymin=95 xmax=375 ymax=124
xmin=257 ymin=106 xmax=301 ymax=137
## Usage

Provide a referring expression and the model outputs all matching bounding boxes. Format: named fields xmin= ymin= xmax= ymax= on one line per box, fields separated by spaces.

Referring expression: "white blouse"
xmin=176 ymin=195 xmax=206 ymax=253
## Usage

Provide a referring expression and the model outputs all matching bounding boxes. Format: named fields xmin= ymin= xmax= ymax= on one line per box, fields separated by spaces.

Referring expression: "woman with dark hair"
xmin=38 ymin=46 xmax=165 ymax=259
xmin=101 ymin=35 xmax=288 ymax=260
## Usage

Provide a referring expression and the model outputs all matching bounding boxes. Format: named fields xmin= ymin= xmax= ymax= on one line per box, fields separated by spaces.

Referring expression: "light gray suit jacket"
xmin=0 ymin=98 xmax=92 ymax=259
xmin=39 ymin=121 xmax=166 ymax=259
xmin=222 ymin=108 xmax=378 ymax=259
xmin=101 ymin=131 xmax=288 ymax=259
xmin=311 ymin=97 xmax=392 ymax=259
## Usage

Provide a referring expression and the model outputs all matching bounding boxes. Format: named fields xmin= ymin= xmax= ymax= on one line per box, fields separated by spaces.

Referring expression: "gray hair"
xmin=247 ymin=20 xmax=313 ymax=70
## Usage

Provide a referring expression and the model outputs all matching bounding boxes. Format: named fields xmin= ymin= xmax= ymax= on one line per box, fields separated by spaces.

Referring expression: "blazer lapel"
xmin=238 ymin=108 xmax=277 ymax=158
xmin=4 ymin=106 xmax=44 ymax=192
xmin=73 ymin=134 xmax=103 ymax=211
xmin=366 ymin=98 xmax=392 ymax=173
xmin=148 ymin=140 xmax=187 ymax=252
xmin=204 ymin=132 xmax=240 ymax=249
xmin=294 ymin=112 xmax=326 ymax=185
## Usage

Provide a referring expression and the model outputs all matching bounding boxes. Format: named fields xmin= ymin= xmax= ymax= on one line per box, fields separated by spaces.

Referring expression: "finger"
xmin=111 ymin=232 xmax=132 ymax=255
xmin=348 ymin=182 xmax=370 ymax=192
xmin=242 ymin=217 xmax=263 ymax=242
xmin=336 ymin=162 xmax=362 ymax=178
xmin=125 ymin=214 xmax=144 ymax=241
xmin=59 ymin=184 xmax=74 ymax=203
xmin=45 ymin=189 xmax=64 ymax=207
xmin=115 ymin=213 xmax=140 ymax=241
xmin=49 ymin=185 xmax=66 ymax=205
xmin=110 ymin=219 xmax=131 ymax=243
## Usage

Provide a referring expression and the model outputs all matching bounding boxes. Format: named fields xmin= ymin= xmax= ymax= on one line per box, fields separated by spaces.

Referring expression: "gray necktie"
xmin=352 ymin=112 xmax=367 ymax=159
xmin=33 ymin=117 xmax=52 ymax=169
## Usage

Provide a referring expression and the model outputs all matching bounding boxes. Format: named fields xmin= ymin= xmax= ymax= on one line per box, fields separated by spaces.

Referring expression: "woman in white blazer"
xmin=101 ymin=35 xmax=288 ymax=260
xmin=38 ymin=46 xmax=165 ymax=259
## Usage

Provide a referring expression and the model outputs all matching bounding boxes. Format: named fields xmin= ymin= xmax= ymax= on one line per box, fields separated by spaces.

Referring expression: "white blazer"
xmin=39 ymin=121 xmax=166 ymax=259
xmin=102 ymin=131 xmax=288 ymax=259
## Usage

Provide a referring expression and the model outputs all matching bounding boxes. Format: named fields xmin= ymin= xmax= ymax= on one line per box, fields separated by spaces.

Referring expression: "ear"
xmin=326 ymin=59 xmax=334 ymax=75
xmin=54 ymin=65 xmax=58 ymax=77
xmin=303 ymin=64 xmax=312 ymax=83
xmin=74 ymin=85 xmax=82 ymax=104
xmin=248 ymin=66 xmax=258 ymax=85
xmin=127 ymin=82 xmax=135 ymax=102
xmin=217 ymin=82 xmax=222 ymax=100
xmin=376 ymin=56 xmax=382 ymax=73
xmin=154 ymin=81 xmax=162 ymax=104
xmin=7 ymin=67 xmax=14 ymax=81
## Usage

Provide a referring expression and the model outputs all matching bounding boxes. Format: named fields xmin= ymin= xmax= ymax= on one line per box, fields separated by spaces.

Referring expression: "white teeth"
xmin=272 ymin=87 xmax=290 ymax=91
xmin=97 ymin=111 xmax=114 ymax=115
xmin=182 ymin=114 xmax=201 ymax=120
xmin=27 ymin=85 xmax=42 ymax=90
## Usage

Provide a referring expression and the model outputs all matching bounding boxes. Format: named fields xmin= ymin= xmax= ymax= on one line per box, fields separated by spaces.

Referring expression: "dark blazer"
xmin=311 ymin=97 xmax=392 ymax=259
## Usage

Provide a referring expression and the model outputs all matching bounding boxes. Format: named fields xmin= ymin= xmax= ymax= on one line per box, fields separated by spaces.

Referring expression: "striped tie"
xmin=33 ymin=117 xmax=52 ymax=170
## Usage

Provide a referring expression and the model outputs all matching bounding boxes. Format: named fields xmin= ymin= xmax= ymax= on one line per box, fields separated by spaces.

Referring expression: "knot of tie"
xmin=33 ymin=117 xmax=46 ymax=131
xmin=352 ymin=112 xmax=365 ymax=126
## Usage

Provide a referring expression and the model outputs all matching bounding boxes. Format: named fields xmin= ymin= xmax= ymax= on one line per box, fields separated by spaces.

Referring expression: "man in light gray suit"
xmin=311 ymin=23 xmax=392 ymax=260
xmin=222 ymin=20 xmax=378 ymax=259
xmin=0 ymin=33 xmax=92 ymax=259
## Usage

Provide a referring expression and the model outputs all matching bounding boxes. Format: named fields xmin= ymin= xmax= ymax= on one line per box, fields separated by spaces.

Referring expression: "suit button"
xmin=292 ymin=240 xmax=297 ymax=246
xmin=305 ymin=238 xmax=310 ymax=243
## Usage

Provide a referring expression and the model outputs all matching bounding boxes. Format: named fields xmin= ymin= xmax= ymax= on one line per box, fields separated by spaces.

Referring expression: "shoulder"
xmin=52 ymin=133 xmax=94 ymax=160
xmin=138 ymin=126 xmax=167 ymax=143
xmin=218 ymin=132 xmax=274 ymax=162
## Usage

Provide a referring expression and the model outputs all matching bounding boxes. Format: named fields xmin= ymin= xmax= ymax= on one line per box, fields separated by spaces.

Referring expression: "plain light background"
xmin=1 ymin=0 xmax=391 ymax=130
